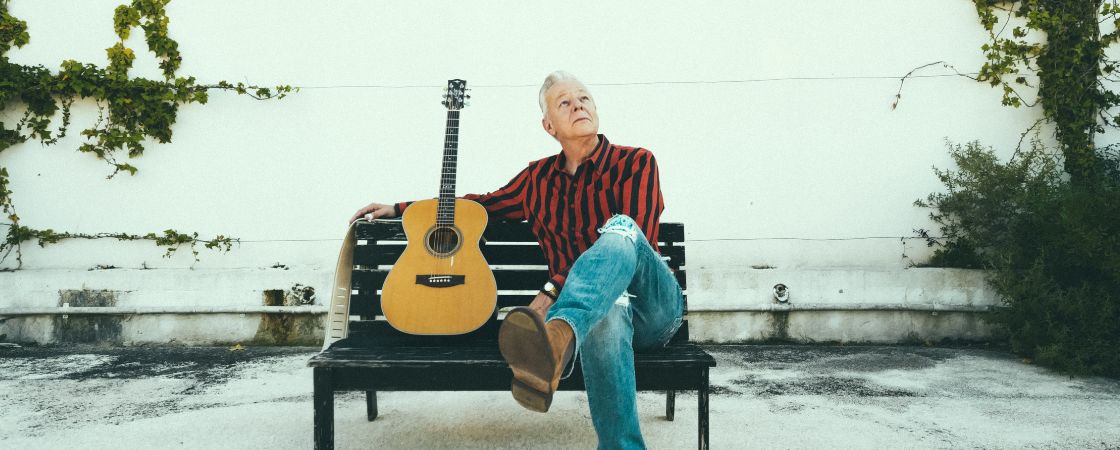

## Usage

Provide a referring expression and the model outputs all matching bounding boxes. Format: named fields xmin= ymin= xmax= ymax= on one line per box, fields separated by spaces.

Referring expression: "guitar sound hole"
xmin=426 ymin=226 xmax=462 ymax=257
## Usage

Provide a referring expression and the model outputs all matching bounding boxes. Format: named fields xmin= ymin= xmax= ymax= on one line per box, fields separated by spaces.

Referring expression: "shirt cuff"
xmin=393 ymin=202 xmax=411 ymax=218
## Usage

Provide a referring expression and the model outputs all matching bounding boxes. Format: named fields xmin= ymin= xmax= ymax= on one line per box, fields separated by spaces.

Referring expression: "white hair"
xmin=538 ymin=70 xmax=585 ymax=115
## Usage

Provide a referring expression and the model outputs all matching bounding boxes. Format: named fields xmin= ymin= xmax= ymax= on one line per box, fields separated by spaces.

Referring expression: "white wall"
xmin=2 ymin=1 xmax=1109 ymax=343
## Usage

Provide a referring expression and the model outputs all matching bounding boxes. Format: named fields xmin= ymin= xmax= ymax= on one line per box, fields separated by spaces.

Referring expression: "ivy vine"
xmin=895 ymin=2 xmax=1120 ymax=187
xmin=972 ymin=0 xmax=1120 ymax=186
xmin=0 ymin=0 xmax=295 ymax=269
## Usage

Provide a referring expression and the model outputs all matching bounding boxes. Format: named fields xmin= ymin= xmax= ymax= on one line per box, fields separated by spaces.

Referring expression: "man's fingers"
xmin=349 ymin=203 xmax=392 ymax=225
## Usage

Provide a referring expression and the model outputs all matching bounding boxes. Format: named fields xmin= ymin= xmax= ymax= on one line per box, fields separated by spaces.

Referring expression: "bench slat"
xmin=350 ymin=294 xmax=537 ymax=315
xmin=312 ymin=345 xmax=714 ymax=392
xmin=352 ymin=268 xmax=687 ymax=293
xmin=355 ymin=220 xmax=684 ymax=244
xmin=343 ymin=319 xmax=692 ymax=346
xmin=350 ymin=294 xmax=692 ymax=318
xmin=310 ymin=343 xmax=715 ymax=369
xmin=323 ymin=365 xmax=707 ymax=392
xmin=350 ymin=287 xmax=688 ymax=318
xmin=354 ymin=242 xmax=685 ymax=267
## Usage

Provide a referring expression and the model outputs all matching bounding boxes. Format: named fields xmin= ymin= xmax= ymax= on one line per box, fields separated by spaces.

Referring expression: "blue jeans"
xmin=546 ymin=215 xmax=684 ymax=450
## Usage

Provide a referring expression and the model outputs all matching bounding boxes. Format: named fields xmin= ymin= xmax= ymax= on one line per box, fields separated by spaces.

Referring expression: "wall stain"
xmin=54 ymin=289 xmax=122 ymax=344
xmin=770 ymin=310 xmax=791 ymax=342
xmin=253 ymin=285 xmax=322 ymax=345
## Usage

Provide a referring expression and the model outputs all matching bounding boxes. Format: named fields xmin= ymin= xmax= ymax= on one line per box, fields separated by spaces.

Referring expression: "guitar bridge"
xmin=415 ymin=274 xmax=466 ymax=288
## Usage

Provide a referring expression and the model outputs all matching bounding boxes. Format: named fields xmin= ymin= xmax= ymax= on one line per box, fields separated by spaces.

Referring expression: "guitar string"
xmin=443 ymin=109 xmax=459 ymax=255
xmin=437 ymin=86 xmax=463 ymax=256
xmin=440 ymin=106 xmax=450 ymax=255
xmin=440 ymin=98 xmax=451 ymax=254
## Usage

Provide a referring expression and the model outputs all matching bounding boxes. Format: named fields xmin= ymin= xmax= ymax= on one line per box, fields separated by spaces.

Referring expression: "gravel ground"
xmin=1 ymin=344 xmax=1118 ymax=449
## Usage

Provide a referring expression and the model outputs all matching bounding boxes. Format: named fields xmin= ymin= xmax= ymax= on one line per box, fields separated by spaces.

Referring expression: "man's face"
xmin=542 ymin=80 xmax=599 ymax=141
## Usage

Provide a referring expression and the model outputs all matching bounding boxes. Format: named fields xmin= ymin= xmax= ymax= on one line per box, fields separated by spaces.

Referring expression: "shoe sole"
xmin=511 ymin=377 xmax=550 ymax=412
xmin=498 ymin=308 xmax=555 ymax=413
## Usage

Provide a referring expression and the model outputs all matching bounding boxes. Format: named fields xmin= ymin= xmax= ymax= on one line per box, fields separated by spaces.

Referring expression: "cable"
xmin=230 ymin=236 xmax=944 ymax=243
xmin=689 ymin=236 xmax=941 ymax=242
xmin=293 ymin=73 xmax=1013 ymax=90
xmin=234 ymin=238 xmax=343 ymax=242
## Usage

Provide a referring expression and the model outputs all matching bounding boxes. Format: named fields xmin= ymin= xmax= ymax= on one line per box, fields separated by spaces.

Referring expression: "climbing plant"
xmin=0 ymin=0 xmax=294 ymax=268
xmin=972 ymin=0 xmax=1120 ymax=186
xmin=914 ymin=1 xmax=1120 ymax=377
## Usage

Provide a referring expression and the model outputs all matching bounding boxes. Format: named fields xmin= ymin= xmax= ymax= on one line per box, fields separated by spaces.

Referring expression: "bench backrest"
xmin=345 ymin=220 xmax=687 ymax=347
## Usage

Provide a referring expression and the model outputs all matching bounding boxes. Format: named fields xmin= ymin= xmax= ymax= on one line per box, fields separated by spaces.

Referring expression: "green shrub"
xmin=917 ymin=139 xmax=1120 ymax=377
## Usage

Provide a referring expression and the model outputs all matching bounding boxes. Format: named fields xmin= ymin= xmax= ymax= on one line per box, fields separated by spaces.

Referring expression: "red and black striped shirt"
xmin=395 ymin=134 xmax=665 ymax=291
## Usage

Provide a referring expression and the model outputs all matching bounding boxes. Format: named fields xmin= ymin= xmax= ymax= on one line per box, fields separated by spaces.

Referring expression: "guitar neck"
xmin=437 ymin=109 xmax=460 ymax=225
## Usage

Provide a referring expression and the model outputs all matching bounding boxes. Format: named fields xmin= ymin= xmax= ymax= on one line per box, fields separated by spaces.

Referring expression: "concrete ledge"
xmin=690 ymin=310 xmax=998 ymax=344
xmin=687 ymin=267 xmax=998 ymax=309
xmin=0 ymin=313 xmax=325 ymax=346
xmin=0 ymin=267 xmax=1002 ymax=345
xmin=690 ymin=303 xmax=999 ymax=312
xmin=0 ymin=306 xmax=329 ymax=315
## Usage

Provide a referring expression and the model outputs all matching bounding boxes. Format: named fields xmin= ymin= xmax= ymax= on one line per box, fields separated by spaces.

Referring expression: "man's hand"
xmin=349 ymin=202 xmax=396 ymax=225
xmin=527 ymin=292 xmax=555 ymax=319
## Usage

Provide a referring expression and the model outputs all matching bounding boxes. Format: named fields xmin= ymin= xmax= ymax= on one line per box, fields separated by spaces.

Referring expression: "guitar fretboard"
xmin=436 ymin=110 xmax=460 ymax=226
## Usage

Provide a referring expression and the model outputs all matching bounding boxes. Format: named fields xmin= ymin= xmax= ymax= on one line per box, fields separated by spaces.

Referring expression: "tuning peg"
xmin=465 ymin=94 xmax=471 ymax=99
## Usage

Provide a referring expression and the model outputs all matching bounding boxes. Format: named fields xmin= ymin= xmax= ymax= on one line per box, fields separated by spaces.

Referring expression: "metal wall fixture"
xmin=773 ymin=283 xmax=790 ymax=303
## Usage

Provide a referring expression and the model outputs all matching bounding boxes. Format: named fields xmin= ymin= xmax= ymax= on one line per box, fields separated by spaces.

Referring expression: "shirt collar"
xmin=552 ymin=134 xmax=610 ymax=175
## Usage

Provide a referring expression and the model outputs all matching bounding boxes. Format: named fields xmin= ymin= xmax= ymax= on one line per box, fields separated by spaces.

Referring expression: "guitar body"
xmin=381 ymin=198 xmax=497 ymax=335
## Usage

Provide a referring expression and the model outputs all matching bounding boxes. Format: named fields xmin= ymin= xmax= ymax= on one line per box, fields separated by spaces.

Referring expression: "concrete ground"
xmin=1 ymin=344 xmax=1118 ymax=449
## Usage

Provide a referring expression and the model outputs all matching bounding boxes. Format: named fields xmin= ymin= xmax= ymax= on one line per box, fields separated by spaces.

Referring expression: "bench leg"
xmin=698 ymin=368 xmax=709 ymax=450
xmin=366 ymin=391 xmax=378 ymax=421
xmin=314 ymin=368 xmax=335 ymax=450
xmin=665 ymin=390 xmax=676 ymax=421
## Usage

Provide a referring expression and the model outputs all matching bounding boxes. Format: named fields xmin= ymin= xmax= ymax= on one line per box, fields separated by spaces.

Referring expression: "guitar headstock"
xmin=441 ymin=79 xmax=470 ymax=110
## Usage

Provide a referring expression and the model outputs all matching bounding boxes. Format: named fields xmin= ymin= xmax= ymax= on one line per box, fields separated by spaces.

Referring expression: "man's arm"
xmin=389 ymin=165 xmax=533 ymax=221
xmin=351 ymin=165 xmax=534 ymax=225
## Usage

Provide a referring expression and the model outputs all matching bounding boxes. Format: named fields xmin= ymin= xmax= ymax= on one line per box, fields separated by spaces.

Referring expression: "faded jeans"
xmin=546 ymin=215 xmax=685 ymax=450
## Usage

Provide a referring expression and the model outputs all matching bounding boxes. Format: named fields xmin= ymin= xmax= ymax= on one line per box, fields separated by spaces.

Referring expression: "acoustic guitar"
xmin=381 ymin=79 xmax=498 ymax=335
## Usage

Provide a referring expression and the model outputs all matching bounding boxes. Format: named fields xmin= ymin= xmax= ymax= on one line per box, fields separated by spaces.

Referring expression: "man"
xmin=349 ymin=71 xmax=683 ymax=449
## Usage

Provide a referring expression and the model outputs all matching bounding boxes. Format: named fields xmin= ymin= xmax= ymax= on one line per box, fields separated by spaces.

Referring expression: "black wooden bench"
xmin=308 ymin=220 xmax=715 ymax=449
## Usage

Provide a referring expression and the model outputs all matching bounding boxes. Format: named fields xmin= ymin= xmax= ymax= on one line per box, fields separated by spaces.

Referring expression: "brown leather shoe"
xmin=498 ymin=307 xmax=575 ymax=412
